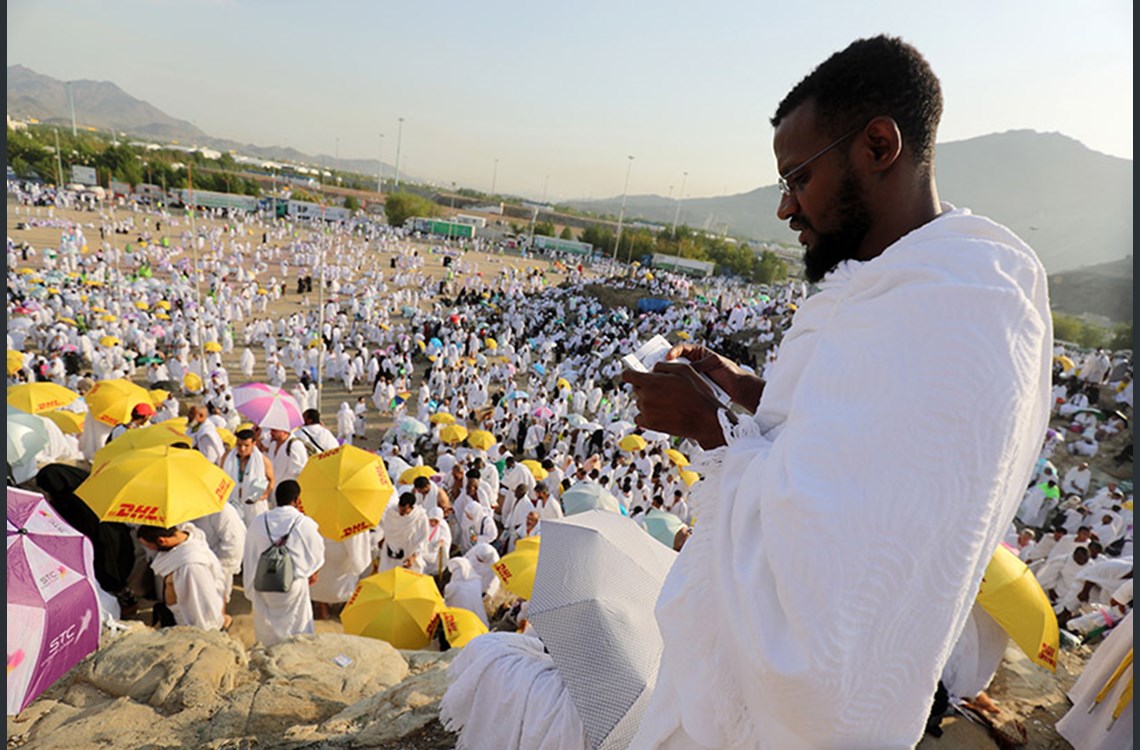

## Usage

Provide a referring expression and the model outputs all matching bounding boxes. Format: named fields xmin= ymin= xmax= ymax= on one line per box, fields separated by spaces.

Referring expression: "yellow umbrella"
xmin=492 ymin=546 xmax=539 ymax=600
xmin=217 ymin=427 xmax=236 ymax=449
xmin=439 ymin=424 xmax=470 ymax=445
xmin=101 ymin=314 xmax=117 ymax=323
xmin=521 ymin=459 xmax=548 ymax=481
xmin=7 ymin=382 xmax=81 ymax=414
xmin=618 ymin=434 xmax=648 ymax=452
xmin=46 ymin=287 xmax=61 ymax=295
xmin=92 ymin=421 xmax=191 ymax=465
xmin=77 ymin=446 xmax=234 ymax=527
xmin=556 ymin=377 xmax=571 ymax=391
xmin=204 ymin=341 xmax=223 ymax=353
xmin=41 ymin=409 xmax=84 ymax=434
xmin=664 ymin=448 xmax=690 ymax=467
xmin=99 ymin=335 xmax=122 ymax=347
xmin=429 ymin=412 xmax=457 ymax=425
xmin=399 ymin=465 xmax=438 ymax=485
xmin=17 ymin=267 xmax=35 ymax=275
xmin=679 ymin=469 xmax=700 ymax=487
xmin=515 ymin=535 xmax=540 ymax=554
xmin=57 ymin=317 xmax=78 ymax=326
xmin=7 ymin=350 xmax=26 ymax=376
xmin=466 ymin=430 xmax=496 ymax=451
xmin=134 ymin=300 xmax=149 ymax=310
xmin=297 ymin=444 xmax=394 ymax=541
xmin=155 ymin=300 xmax=172 ymax=310
xmin=484 ymin=337 xmax=497 ymax=350
xmin=675 ymin=331 xmax=691 ymax=340
xmin=341 ymin=568 xmax=444 ymax=650
xmin=155 ymin=312 xmax=171 ymax=321
xmin=148 ymin=388 xmax=170 ymax=406
xmin=378 ymin=322 xmax=391 ymax=331
xmin=976 ymin=544 xmax=1059 ymax=672
xmin=437 ymin=606 xmax=489 ymax=649
xmin=416 ymin=340 xmax=427 ymax=352
xmin=183 ymin=372 xmax=203 ymax=392
xmin=85 ymin=378 xmax=151 ymax=427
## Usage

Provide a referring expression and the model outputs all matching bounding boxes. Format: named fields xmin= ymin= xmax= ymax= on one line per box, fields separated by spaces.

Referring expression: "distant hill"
xmin=568 ymin=131 xmax=1132 ymax=276
xmin=6 ymin=65 xmax=396 ymax=179
xmin=1047 ymin=257 xmax=1133 ymax=323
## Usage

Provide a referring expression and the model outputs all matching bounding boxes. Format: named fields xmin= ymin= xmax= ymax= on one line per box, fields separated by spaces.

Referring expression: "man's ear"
xmin=862 ymin=116 xmax=903 ymax=174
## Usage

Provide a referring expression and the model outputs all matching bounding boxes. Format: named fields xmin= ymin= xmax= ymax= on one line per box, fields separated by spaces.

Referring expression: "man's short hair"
xmin=466 ymin=468 xmax=482 ymax=480
xmin=276 ymin=479 xmax=301 ymax=506
xmin=136 ymin=525 xmax=179 ymax=545
xmin=303 ymin=408 xmax=322 ymax=424
xmin=771 ymin=34 xmax=943 ymax=173
xmin=398 ymin=491 xmax=416 ymax=508
xmin=413 ymin=476 xmax=431 ymax=490
xmin=235 ymin=429 xmax=255 ymax=441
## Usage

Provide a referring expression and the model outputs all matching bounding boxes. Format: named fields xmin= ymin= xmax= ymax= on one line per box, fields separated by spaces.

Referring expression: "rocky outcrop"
xmin=5 ymin=623 xmax=458 ymax=750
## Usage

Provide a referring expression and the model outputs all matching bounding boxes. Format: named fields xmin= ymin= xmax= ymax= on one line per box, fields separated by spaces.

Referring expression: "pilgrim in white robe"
xmin=190 ymin=502 xmax=247 ymax=603
xmin=631 ymin=205 xmax=1052 ymax=749
xmin=149 ymin=524 xmax=228 ymax=631
xmin=241 ymin=505 xmax=325 ymax=647
xmin=309 ymin=532 xmax=374 ymax=605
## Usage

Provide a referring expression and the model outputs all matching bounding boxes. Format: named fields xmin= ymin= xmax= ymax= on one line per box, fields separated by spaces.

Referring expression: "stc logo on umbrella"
xmin=37 ymin=565 xmax=70 ymax=589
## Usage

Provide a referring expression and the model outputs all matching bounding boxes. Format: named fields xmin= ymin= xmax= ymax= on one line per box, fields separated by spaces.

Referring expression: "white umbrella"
xmin=394 ymin=416 xmax=429 ymax=438
xmin=528 ymin=510 xmax=677 ymax=750
xmin=7 ymin=406 xmax=50 ymax=467
xmin=604 ymin=420 xmax=636 ymax=435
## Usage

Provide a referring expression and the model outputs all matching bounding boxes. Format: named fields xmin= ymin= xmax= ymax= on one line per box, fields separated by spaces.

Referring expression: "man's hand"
xmin=664 ymin=344 xmax=764 ymax=412
xmin=622 ymin=360 xmax=728 ymax=450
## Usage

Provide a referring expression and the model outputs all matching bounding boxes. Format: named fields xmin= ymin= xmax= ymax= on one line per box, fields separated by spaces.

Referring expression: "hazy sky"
xmin=8 ymin=0 xmax=1133 ymax=202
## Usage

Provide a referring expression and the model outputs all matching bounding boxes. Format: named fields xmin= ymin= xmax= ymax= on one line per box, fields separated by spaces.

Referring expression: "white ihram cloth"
xmin=444 ymin=557 xmax=490 ymax=626
xmin=440 ymin=632 xmax=588 ymax=750
xmin=378 ymin=504 xmax=429 ymax=573
xmin=241 ymin=505 xmax=326 ymax=647
xmin=309 ymin=531 xmax=374 ymax=604
xmin=631 ymin=206 xmax=1052 ymax=749
xmin=149 ymin=524 xmax=228 ymax=630
xmin=222 ymin=447 xmax=271 ymax=527
xmin=190 ymin=502 xmax=247 ymax=602
xmin=1056 ymin=610 xmax=1132 ymax=750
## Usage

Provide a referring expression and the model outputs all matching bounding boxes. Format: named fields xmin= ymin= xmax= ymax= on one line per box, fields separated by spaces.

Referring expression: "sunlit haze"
xmin=7 ymin=0 xmax=1133 ymax=202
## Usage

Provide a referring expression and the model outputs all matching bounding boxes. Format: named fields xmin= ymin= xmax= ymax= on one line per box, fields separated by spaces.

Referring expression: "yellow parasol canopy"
xmin=429 ymin=412 xmax=457 ymax=425
xmin=297 ymin=444 xmax=394 ymax=541
xmin=99 ymin=335 xmax=121 ymax=347
xmin=92 ymin=421 xmax=190 ymax=465
xmin=618 ymin=434 xmax=648 ymax=452
xmin=134 ymin=300 xmax=149 ymax=310
xmin=399 ymin=465 xmax=438 ymax=485
xmin=466 ymin=430 xmax=496 ymax=451
xmin=77 ymin=445 xmax=234 ymax=527
xmin=678 ymin=468 xmax=701 ymax=487
xmin=204 ymin=341 xmax=223 ymax=353
xmin=521 ymin=459 xmax=548 ymax=481
xmin=439 ymin=424 xmax=470 ymax=445
xmin=437 ymin=606 xmax=489 ymax=649
xmin=7 ymin=382 xmax=81 ymax=414
xmin=664 ymin=448 xmax=690 ymax=467
xmin=84 ymin=378 xmax=151 ymax=427
xmin=155 ymin=300 xmax=172 ymax=310
xmin=183 ymin=372 xmax=203 ymax=392
xmin=40 ymin=409 xmax=84 ymax=434
xmin=7 ymin=350 xmax=26 ymax=376
xmin=341 ymin=568 xmax=444 ymax=650
xmin=492 ymin=545 xmax=539 ymax=600
xmin=976 ymin=544 xmax=1059 ymax=672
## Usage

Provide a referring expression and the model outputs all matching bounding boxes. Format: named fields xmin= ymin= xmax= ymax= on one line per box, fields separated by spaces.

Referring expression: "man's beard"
xmin=801 ymin=172 xmax=872 ymax=283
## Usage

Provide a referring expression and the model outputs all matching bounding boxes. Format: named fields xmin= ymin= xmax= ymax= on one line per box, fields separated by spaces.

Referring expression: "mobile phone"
xmin=622 ymin=335 xmax=733 ymax=407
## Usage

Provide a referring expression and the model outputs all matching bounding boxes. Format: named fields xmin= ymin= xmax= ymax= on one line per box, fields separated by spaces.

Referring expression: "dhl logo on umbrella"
xmin=107 ymin=503 xmax=164 ymax=524
xmin=1037 ymin=642 xmax=1057 ymax=669
xmin=214 ymin=476 xmax=235 ymax=500
xmin=492 ymin=561 xmax=512 ymax=583
xmin=33 ymin=399 xmax=68 ymax=411
xmin=341 ymin=521 xmax=372 ymax=538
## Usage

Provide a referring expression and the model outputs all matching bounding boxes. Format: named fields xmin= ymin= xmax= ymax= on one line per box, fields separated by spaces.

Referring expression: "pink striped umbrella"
xmin=232 ymin=383 xmax=303 ymax=431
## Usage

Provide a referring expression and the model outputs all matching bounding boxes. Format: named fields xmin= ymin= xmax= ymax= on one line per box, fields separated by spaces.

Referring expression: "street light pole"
xmin=394 ymin=118 xmax=405 ymax=189
xmin=377 ymin=133 xmax=385 ymax=193
xmin=613 ymin=155 xmax=634 ymax=262
xmin=671 ymin=170 xmax=688 ymax=235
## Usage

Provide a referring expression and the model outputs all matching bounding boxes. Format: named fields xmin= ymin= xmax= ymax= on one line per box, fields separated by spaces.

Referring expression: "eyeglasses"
xmin=776 ymin=122 xmax=868 ymax=197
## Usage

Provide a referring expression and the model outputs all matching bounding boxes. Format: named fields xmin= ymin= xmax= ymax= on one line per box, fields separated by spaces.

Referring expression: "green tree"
xmin=343 ymin=194 xmax=360 ymax=212
xmin=1076 ymin=320 xmax=1109 ymax=350
xmin=1052 ymin=313 xmax=1082 ymax=343
xmin=1108 ymin=323 xmax=1132 ymax=351
xmin=383 ymin=191 xmax=439 ymax=227
xmin=533 ymin=221 xmax=556 ymax=237
xmin=559 ymin=226 xmax=574 ymax=240
xmin=755 ymin=250 xmax=790 ymax=284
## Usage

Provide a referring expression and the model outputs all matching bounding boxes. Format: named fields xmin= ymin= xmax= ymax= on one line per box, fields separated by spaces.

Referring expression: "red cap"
xmin=132 ymin=402 xmax=156 ymax=418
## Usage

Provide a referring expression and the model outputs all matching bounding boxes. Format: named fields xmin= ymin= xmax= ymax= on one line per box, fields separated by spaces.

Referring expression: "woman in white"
xmin=421 ymin=507 xmax=453 ymax=577
xmin=443 ymin=557 xmax=489 ymax=627
xmin=463 ymin=542 xmax=502 ymax=601
xmin=458 ymin=501 xmax=498 ymax=555
xmin=336 ymin=401 xmax=355 ymax=445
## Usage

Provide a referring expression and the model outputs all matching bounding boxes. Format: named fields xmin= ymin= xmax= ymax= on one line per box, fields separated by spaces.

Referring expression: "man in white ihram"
xmin=621 ymin=35 xmax=1051 ymax=749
